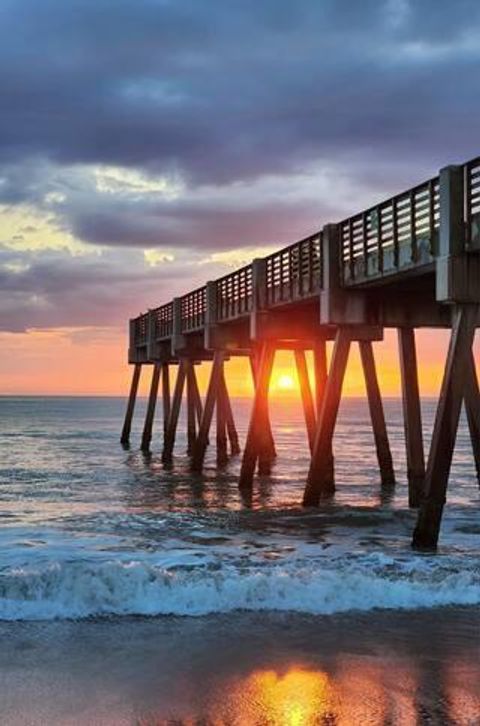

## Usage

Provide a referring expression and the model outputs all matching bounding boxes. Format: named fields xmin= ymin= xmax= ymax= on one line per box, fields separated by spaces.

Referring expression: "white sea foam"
xmin=1 ymin=558 xmax=479 ymax=620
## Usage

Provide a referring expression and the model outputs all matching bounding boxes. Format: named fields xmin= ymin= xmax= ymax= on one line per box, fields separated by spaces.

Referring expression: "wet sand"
xmin=1 ymin=606 xmax=479 ymax=725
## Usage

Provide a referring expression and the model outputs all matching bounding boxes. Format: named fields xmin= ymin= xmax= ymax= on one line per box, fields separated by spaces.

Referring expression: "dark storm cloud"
xmin=1 ymin=0 xmax=480 ymax=183
xmin=2 ymin=0 xmax=480 ymax=332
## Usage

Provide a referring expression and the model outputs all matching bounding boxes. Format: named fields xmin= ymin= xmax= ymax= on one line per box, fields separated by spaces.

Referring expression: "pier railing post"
xmin=250 ymin=258 xmax=267 ymax=341
xmin=171 ymin=297 xmax=184 ymax=355
xmin=436 ymin=165 xmax=467 ymax=303
xmin=205 ymin=281 xmax=218 ymax=350
xmin=320 ymin=223 xmax=367 ymax=326
xmin=146 ymin=310 xmax=157 ymax=361
xmin=128 ymin=319 xmax=137 ymax=364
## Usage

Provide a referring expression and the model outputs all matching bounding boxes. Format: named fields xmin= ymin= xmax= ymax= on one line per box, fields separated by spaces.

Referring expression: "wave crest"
xmin=1 ymin=559 xmax=479 ymax=620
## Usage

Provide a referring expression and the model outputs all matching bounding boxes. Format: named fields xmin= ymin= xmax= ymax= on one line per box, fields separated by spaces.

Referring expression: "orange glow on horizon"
xmin=0 ymin=327 xmax=477 ymax=398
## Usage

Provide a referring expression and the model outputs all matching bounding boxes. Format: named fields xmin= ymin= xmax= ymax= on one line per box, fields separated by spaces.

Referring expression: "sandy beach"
xmin=1 ymin=607 xmax=479 ymax=725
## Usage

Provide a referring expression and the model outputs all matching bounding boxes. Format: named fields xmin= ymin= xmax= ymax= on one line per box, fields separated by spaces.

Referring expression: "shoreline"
xmin=2 ymin=606 xmax=479 ymax=724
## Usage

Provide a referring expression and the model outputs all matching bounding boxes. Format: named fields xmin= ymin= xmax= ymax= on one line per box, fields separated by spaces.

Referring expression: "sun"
xmin=276 ymin=373 xmax=296 ymax=391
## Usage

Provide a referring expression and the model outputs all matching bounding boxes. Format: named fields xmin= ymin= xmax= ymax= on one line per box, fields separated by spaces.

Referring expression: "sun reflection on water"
xmin=239 ymin=667 xmax=334 ymax=725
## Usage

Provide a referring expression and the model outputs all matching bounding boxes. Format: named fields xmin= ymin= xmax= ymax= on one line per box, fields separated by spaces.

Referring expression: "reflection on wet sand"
xmin=139 ymin=655 xmax=480 ymax=725
xmin=1 ymin=610 xmax=479 ymax=725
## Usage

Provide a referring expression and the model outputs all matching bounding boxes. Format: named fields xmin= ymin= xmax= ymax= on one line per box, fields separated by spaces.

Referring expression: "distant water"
xmin=0 ymin=395 xmax=479 ymax=621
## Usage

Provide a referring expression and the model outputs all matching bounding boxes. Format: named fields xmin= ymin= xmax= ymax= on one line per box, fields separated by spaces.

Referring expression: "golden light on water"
xmin=246 ymin=667 xmax=333 ymax=725
xmin=214 ymin=666 xmax=337 ymax=725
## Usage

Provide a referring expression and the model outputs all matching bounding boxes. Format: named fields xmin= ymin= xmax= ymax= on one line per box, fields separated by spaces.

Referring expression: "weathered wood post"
xmin=186 ymin=360 xmax=197 ymax=455
xmin=412 ymin=305 xmax=477 ymax=548
xmin=162 ymin=360 xmax=186 ymax=462
xmin=397 ymin=327 xmax=425 ymax=506
xmin=250 ymin=258 xmax=276 ymax=472
xmin=303 ymin=328 xmax=351 ymax=504
xmin=239 ymin=342 xmax=276 ymax=490
xmin=313 ymin=339 xmax=334 ymax=488
xmin=191 ymin=350 xmax=225 ymax=471
xmin=221 ymin=370 xmax=240 ymax=455
xmin=464 ymin=351 xmax=480 ymax=486
xmin=120 ymin=361 xmax=142 ymax=447
xmin=359 ymin=340 xmax=395 ymax=486
xmin=294 ymin=349 xmax=316 ymax=452
xmin=216 ymin=368 xmax=228 ymax=464
xmin=249 ymin=353 xmax=276 ymax=464
xmin=413 ymin=164 xmax=476 ymax=548
xmin=141 ymin=363 xmax=161 ymax=452
xmin=304 ymin=222 xmax=354 ymax=503
xmin=191 ymin=362 xmax=203 ymax=427
xmin=161 ymin=362 xmax=170 ymax=440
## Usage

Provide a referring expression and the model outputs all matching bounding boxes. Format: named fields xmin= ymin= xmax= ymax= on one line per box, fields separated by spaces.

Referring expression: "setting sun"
xmin=275 ymin=373 xmax=296 ymax=391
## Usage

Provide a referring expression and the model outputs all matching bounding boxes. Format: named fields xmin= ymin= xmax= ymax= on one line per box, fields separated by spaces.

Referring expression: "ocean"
xmin=0 ymin=395 xmax=479 ymax=724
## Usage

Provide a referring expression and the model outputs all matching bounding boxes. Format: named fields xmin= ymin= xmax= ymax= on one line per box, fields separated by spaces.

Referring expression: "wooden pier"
xmin=122 ymin=157 xmax=480 ymax=549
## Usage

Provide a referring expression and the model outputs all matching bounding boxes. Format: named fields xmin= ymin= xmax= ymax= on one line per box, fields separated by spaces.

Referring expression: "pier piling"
xmin=303 ymin=328 xmax=351 ymax=504
xmin=464 ymin=351 xmax=480 ymax=487
xmin=239 ymin=343 xmax=275 ymax=489
xmin=120 ymin=363 xmax=142 ymax=447
xmin=413 ymin=305 xmax=478 ymax=550
xmin=295 ymin=349 xmax=317 ymax=453
xmin=398 ymin=328 xmax=425 ymax=507
xmin=162 ymin=360 xmax=186 ymax=463
xmin=191 ymin=351 xmax=225 ymax=471
xmin=140 ymin=363 xmax=161 ymax=452
xmin=359 ymin=340 xmax=395 ymax=487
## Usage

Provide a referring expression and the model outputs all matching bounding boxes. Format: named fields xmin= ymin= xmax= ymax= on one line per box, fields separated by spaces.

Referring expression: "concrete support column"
xmin=171 ymin=297 xmax=184 ymax=355
xmin=320 ymin=224 xmax=368 ymax=325
xmin=436 ymin=165 xmax=471 ymax=303
xmin=204 ymin=281 xmax=218 ymax=350
xmin=146 ymin=310 xmax=156 ymax=361
xmin=250 ymin=258 xmax=267 ymax=340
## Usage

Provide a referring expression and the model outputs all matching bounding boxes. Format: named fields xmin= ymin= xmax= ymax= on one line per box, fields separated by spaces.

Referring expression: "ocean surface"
xmin=1 ymin=395 xmax=480 ymax=724
xmin=0 ymin=395 xmax=479 ymax=621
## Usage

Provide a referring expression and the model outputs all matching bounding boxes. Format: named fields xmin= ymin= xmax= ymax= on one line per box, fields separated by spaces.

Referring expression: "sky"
xmin=1 ymin=0 xmax=479 ymax=396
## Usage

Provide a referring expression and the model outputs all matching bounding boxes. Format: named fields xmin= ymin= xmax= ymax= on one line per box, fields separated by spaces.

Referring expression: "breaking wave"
xmin=1 ymin=556 xmax=479 ymax=620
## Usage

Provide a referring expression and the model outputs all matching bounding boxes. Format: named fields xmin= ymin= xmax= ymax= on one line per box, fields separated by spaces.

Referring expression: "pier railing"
xmin=152 ymin=302 xmax=173 ymax=340
xmin=265 ymin=232 xmax=322 ymax=305
xmin=130 ymin=154 xmax=480 ymax=349
xmin=216 ymin=264 xmax=253 ymax=322
xmin=180 ymin=286 xmax=206 ymax=333
xmin=341 ymin=176 xmax=440 ymax=284
xmin=464 ymin=156 xmax=480 ymax=249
